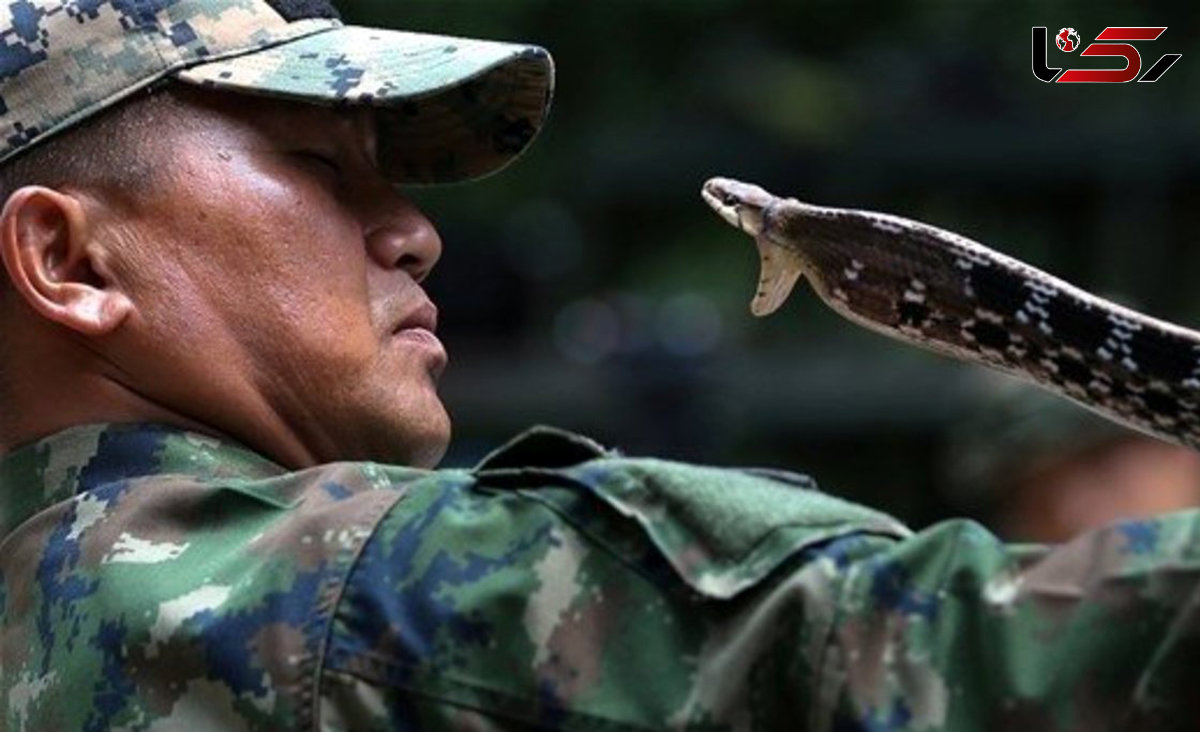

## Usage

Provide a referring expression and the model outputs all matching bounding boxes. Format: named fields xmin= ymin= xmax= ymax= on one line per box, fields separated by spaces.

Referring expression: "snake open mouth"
xmin=702 ymin=175 xmax=1200 ymax=451
xmin=701 ymin=184 xmax=745 ymax=232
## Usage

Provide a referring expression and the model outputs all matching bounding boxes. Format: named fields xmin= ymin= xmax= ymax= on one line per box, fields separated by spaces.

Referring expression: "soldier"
xmin=945 ymin=376 xmax=1200 ymax=543
xmin=0 ymin=1 xmax=1197 ymax=730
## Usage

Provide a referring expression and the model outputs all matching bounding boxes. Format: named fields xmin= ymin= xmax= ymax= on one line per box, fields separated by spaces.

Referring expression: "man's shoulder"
xmin=467 ymin=425 xmax=911 ymax=599
xmin=0 ymin=427 xmax=424 ymax=730
xmin=325 ymin=427 xmax=912 ymax=729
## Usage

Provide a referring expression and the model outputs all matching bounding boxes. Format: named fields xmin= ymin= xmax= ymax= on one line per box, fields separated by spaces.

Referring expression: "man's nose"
xmin=363 ymin=196 xmax=443 ymax=283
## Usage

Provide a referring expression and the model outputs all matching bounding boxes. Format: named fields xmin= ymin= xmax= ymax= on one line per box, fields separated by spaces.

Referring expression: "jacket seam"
xmin=320 ymin=658 xmax=657 ymax=731
xmin=306 ymin=487 xmax=411 ymax=732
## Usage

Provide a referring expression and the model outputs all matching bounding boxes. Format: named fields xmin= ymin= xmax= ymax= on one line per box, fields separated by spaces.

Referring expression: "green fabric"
xmin=3 ymin=423 xmax=1200 ymax=731
xmin=550 ymin=457 xmax=908 ymax=598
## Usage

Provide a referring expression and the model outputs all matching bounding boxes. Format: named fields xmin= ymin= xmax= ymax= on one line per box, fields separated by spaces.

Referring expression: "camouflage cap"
xmin=0 ymin=0 xmax=554 ymax=183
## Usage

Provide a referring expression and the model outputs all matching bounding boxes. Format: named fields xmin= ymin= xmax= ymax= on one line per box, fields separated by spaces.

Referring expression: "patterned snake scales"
xmin=701 ymin=177 xmax=1200 ymax=451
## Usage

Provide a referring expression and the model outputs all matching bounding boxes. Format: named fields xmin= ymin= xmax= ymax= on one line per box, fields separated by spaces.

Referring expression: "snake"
xmin=701 ymin=177 xmax=1200 ymax=451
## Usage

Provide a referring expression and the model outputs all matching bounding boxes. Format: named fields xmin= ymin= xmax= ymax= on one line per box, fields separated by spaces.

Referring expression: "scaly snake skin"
xmin=701 ymin=177 xmax=1200 ymax=450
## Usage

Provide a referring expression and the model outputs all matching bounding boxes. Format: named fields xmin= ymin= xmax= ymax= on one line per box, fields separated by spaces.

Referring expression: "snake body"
xmin=701 ymin=177 xmax=1200 ymax=450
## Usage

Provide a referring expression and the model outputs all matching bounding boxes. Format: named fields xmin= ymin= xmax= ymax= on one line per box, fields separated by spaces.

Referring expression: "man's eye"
xmin=297 ymin=151 xmax=342 ymax=177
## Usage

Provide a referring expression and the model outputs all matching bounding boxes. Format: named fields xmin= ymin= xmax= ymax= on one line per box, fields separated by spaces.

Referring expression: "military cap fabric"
xmin=0 ymin=0 xmax=554 ymax=183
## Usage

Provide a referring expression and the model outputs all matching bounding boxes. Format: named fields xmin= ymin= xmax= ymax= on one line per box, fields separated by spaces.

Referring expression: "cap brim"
xmin=176 ymin=24 xmax=553 ymax=184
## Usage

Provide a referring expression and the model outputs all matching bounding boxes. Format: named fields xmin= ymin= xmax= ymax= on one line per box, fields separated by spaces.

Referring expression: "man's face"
xmin=100 ymin=89 xmax=450 ymax=467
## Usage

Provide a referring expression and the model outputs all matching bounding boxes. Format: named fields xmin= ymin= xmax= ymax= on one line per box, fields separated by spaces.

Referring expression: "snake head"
xmin=702 ymin=177 xmax=776 ymax=236
xmin=703 ymin=177 xmax=805 ymax=318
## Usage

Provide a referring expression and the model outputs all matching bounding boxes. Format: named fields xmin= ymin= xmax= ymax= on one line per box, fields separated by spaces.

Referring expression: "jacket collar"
xmin=0 ymin=422 xmax=284 ymax=539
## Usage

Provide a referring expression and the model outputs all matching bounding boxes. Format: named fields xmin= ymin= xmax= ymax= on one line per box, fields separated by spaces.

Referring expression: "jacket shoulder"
xmin=473 ymin=426 xmax=910 ymax=599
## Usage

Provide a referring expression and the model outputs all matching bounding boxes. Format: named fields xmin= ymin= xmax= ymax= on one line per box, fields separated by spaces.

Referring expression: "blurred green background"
xmin=339 ymin=0 xmax=1200 ymax=528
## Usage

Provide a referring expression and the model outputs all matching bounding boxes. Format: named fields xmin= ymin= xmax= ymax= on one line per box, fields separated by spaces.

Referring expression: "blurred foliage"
xmin=339 ymin=0 xmax=1200 ymax=527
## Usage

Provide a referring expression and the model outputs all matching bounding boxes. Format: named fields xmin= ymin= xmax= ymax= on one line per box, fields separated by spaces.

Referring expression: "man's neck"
xmin=0 ymin=369 xmax=223 ymax=455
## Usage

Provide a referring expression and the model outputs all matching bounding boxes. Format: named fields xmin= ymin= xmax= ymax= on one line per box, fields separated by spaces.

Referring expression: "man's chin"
xmin=373 ymin=404 xmax=451 ymax=469
xmin=410 ymin=434 xmax=450 ymax=469
xmin=329 ymin=378 xmax=451 ymax=467
xmin=404 ymin=410 xmax=451 ymax=468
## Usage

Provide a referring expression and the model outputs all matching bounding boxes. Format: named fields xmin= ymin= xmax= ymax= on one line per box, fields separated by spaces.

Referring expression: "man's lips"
xmin=392 ymin=300 xmax=439 ymax=336
xmin=391 ymin=301 xmax=447 ymax=374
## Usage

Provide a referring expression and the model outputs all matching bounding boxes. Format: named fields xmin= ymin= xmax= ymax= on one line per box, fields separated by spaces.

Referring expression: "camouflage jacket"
xmin=1 ymin=423 xmax=1198 ymax=731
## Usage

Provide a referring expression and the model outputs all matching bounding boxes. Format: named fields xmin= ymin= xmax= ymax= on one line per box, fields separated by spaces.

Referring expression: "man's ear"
xmin=0 ymin=186 xmax=132 ymax=336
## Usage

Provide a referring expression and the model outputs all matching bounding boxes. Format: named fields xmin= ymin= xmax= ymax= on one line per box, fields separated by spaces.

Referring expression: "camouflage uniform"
xmin=3 ymin=422 xmax=1199 ymax=731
